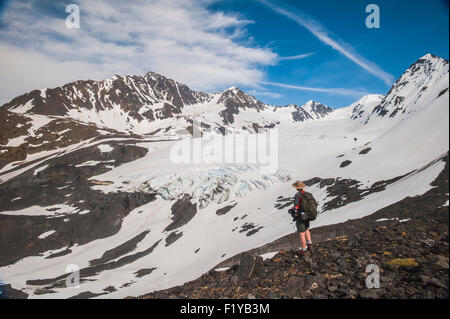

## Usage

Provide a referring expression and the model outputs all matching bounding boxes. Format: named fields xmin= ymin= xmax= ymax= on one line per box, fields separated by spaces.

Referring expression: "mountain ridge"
xmin=0 ymin=53 xmax=448 ymax=299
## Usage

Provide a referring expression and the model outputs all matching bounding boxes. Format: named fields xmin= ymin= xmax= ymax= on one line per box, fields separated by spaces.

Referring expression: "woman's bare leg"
xmin=300 ymin=232 xmax=307 ymax=249
xmin=305 ymin=230 xmax=312 ymax=243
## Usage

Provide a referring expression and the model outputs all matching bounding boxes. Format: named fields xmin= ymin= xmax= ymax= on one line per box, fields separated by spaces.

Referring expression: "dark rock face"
xmin=290 ymin=105 xmax=313 ymax=122
xmin=274 ymin=196 xmax=293 ymax=210
xmin=0 ymin=109 xmax=31 ymax=145
xmin=134 ymin=268 xmax=157 ymax=278
xmin=216 ymin=203 xmax=237 ymax=216
xmin=89 ymin=230 xmax=151 ymax=266
xmin=235 ymin=253 xmax=256 ymax=281
xmin=304 ymin=101 xmax=334 ymax=119
xmin=359 ymin=148 xmax=372 ymax=155
xmin=239 ymin=223 xmax=263 ymax=237
xmin=340 ymin=160 xmax=352 ymax=168
xmin=283 ymin=102 xmax=334 ymax=123
xmin=164 ymin=194 xmax=197 ymax=232
xmin=165 ymin=231 xmax=183 ymax=247
xmin=351 ymin=103 xmax=367 ymax=120
xmin=68 ymin=291 xmax=108 ymax=299
xmin=438 ymin=88 xmax=448 ymax=97
xmin=0 ymin=142 xmax=155 ymax=267
xmin=218 ymin=88 xmax=266 ymax=125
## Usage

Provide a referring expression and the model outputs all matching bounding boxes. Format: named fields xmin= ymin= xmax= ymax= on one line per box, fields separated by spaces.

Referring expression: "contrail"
xmin=259 ymin=80 xmax=368 ymax=97
xmin=258 ymin=0 xmax=395 ymax=86
xmin=279 ymin=51 xmax=316 ymax=61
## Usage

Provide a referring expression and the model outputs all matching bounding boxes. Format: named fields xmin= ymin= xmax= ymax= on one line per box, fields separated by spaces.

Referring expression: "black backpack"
xmin=300 ymin=191 xmax=318 ymax=221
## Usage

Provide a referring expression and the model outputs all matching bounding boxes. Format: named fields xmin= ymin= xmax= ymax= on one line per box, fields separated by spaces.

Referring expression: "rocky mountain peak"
xmin=300 ymin=100 xmax=334 ymax=120
xmin=370 ymin=53 xmax=449 ymax=121
xmin=217 ymin=86 xmax=267 ymax=125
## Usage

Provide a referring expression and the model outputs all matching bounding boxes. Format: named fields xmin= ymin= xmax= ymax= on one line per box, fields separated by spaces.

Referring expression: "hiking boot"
xmin=307 ymin=243 xmax=313 ymax=252
xmin=296 ymin=249 xmax=308 ymax=257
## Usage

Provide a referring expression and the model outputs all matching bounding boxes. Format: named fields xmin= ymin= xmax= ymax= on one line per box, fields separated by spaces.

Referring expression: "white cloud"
xmin=259 ymin=0 xmax=395 ymax=86
xmin=0 ymin=43 xmax=109 ymax=104
xmin=0 ymin=0 xmax=277 ymax=104
xmin=247 ymin=89 xmax=283 ymax=99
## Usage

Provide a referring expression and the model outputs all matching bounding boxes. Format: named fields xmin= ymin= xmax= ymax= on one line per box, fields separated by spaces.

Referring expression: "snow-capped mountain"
xmin=367 ymin=54 xmax=449 ymax=125
xmin=0 ymin=70 xmax=339 ymax=167
xmin=2 ymin=72 xmax=330 ymax=136
xmin=0 ymin=53 xmax=448 ymax=299
xmin=3 ymin=71 xmax=211 ymax=119
xmin=301 ymin=100 xmax=334 ymax=120
xmin=279 ymin=101 xmax=334 ymax=123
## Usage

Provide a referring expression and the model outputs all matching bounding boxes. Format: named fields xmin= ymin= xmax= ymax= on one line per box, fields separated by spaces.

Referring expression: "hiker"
xmin=290 ymin=180 xmax=316 ymax=257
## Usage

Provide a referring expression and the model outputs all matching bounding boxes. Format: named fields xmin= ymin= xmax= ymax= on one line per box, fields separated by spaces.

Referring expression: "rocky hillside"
xmin=139 ymin=155 xmax=449 ymax=299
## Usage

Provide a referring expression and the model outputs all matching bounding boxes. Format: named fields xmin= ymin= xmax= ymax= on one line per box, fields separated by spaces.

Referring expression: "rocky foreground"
xmin=140 ymin=212 xmax=448 ymax=299
xmin=139 ymin=157 xmax=449 ymax=299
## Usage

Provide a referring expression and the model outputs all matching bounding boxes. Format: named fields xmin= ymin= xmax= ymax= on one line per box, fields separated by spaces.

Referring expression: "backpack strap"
xmin=295 ymin=190 xmax=305 ymax=211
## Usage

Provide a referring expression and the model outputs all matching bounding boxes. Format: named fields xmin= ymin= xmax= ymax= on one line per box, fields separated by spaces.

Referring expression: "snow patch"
xmin=98 ymin=144 xmax=114 ymax=153
xmin=259 ymin=251 xmax=279 ymax=260
xmin=6 ymin=136 xmax=26 ymax=147
xmin=33 ymin=164 xmax=49 ymax=176
xmin=75 ymin=160 xmax=115 ymax=167
xmin=38 ymin=230 xmax=56 ymax=239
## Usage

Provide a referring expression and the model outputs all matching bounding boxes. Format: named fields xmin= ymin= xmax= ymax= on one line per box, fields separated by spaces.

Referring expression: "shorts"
xmin=296 ymin=219 xmax=310 ymax=233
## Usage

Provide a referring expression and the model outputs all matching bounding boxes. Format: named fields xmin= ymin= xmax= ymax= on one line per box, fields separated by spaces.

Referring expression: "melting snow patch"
xmin=75 ymin=160 xmax=114 ymax=167
xmin=11 ymin=99 xmax=34 ymax=113
xmin=214 ymin=267 xmax=230 ymax=272
xmin=376 ymin=217 xmax=411 ymax=223
xmin=375 ymin=218 xmax=392 ymax=222
xmin=38 ymin=230 xmax=56 ymax=239
xmin=6 ymin=136 xmax=26 ymax=147
xmin=98 ymin=144 xmax=114 ymax=153
xmin=76 ymin=160 xmax=101 ymax=167
xmin=260 ymin=251 xmax=279 ymax=260
xmin=11 ymin=197 xmax=21 ymax=202
xmin=33 ymin=164 xmax=49 ymax=176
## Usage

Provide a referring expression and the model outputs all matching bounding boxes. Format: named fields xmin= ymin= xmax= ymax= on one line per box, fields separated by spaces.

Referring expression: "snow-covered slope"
xmin=0 ymin=53 xmax=448 ymax=299
xmin=365 ymin=54 xmax=449 ymax=127
xmin=350 ymin=94 xmax=384 ymax=123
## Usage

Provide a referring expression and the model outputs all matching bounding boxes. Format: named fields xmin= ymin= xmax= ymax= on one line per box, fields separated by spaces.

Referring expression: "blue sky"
xmin=0 ymin=0 xmax=448 ymax=107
